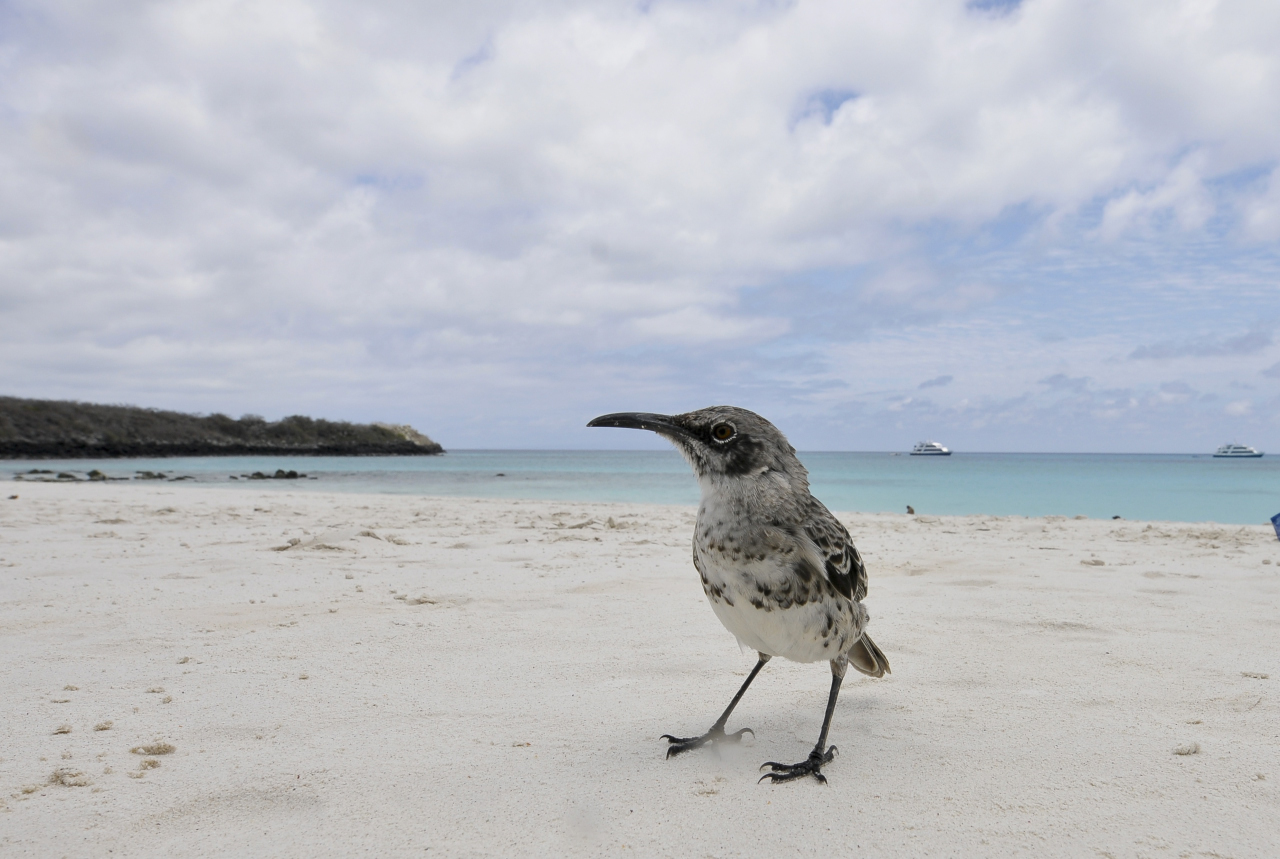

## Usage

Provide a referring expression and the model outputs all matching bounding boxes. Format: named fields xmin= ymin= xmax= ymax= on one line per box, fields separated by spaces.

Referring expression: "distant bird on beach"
xmin=588 ymin=406 xmax=889 ymax=783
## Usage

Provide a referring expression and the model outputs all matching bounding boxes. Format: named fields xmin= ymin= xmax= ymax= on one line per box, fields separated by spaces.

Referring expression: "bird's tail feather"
xmin=848 ymin=632 xmax=890 ymax=678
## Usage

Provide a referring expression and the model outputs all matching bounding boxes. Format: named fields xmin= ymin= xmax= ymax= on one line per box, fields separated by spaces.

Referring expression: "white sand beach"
xmin=2 ymin=482 xmax=1278 ymax=857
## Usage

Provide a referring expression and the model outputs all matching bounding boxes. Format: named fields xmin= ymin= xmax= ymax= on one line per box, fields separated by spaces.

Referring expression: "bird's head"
xmin=587 ymin=406 xmax=807 ymax=488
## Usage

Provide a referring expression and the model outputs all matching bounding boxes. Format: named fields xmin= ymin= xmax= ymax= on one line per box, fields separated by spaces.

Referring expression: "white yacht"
xmin=910 ymin=441 xmax=951 ymax=456
xmin=1213 ymin=443 xmax=1263 ymax=458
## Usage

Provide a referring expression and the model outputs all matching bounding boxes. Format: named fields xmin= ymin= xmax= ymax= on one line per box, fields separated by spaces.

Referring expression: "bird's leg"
xmin=663 ymin=654 xmax=770 ymax=758
xmin=759 ymin=659 xmax=845 ymax=784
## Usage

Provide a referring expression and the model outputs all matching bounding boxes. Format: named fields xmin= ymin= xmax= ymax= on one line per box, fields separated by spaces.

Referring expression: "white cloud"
xmin=1240 ymin=166 xmax=1280 ymax=241
xmin=1096 ymin=155 xmax=1215 ymax=241
xmin=629 ymin=305 xmax=784 ymax=344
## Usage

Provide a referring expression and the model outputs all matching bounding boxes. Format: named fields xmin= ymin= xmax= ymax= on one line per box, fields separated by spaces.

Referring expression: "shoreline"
xmin=2 ymin=483 xmax=1278 ymax=856
xmin=6 ymin=450 xmax=1279 ymax=526
xmin=5 ymin=472 xmax=1277 ymax=528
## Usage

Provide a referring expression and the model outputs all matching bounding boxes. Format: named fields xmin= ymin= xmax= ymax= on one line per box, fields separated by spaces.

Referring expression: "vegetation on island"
xmin=0 ymin=396 xmax=444 ymax=459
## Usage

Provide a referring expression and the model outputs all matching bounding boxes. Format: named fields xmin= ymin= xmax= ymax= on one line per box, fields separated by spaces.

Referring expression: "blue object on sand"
xmin=1272 ymin=512 xmax=1280 ymax=541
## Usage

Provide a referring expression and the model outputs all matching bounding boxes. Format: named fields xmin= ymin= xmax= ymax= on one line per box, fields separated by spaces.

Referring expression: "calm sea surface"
xmin=9 ymin=451 xmax=1280 ymax=525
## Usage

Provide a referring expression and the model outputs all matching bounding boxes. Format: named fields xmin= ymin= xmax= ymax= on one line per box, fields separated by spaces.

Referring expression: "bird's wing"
xmin=801 ymin=498 xmax=868 ymax=603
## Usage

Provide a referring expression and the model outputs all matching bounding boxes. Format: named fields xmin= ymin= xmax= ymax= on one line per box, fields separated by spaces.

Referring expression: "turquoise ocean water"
xmin=9 ymin=450 xmax=1280 ymax=525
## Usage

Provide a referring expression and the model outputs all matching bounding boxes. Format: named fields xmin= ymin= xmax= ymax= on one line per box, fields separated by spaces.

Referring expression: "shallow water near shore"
xmin=8 ymin=450 xmax=1280 ymax=525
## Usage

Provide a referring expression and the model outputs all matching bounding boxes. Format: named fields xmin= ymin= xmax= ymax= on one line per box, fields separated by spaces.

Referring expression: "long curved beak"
xmin=587 ymin=412 xmax=693 ymax=442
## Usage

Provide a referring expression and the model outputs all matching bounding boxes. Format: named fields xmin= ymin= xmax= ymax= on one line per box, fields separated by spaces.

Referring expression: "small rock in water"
xmin=253 ymin=469 xmax=301 ymax=479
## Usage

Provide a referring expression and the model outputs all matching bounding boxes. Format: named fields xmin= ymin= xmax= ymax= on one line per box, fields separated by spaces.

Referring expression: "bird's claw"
xmin=662 ymin=726 xmax=754 ymax=758
xmin=758 ymin=745 xmax=837 ymax=784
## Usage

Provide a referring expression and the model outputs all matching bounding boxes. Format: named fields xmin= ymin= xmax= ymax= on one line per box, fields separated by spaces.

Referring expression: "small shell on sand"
xmin=130 ymin=742 xmax=175 ymax=755
xmin=49 ymin=768 xmax=91 ymax=787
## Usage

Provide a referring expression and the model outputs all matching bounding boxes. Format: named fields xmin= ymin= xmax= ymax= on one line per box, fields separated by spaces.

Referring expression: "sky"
xmin=3 ymin=0 xmax=1280 ymax=452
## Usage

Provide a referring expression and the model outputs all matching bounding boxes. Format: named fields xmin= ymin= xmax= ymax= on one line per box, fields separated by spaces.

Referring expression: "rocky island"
xmin=0 ymin=396 xmax=444 ymax=458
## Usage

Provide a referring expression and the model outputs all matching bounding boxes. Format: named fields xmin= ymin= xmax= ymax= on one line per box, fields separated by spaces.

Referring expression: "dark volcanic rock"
xmin=0 ymin=396 xmax=445 ymax=459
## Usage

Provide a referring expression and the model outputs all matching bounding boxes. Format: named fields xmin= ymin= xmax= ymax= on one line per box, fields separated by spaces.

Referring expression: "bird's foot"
xmin=661 ymin=726 xmax=754 ymax=758
xmin=758 ymin=745 xmax=837 ymax=784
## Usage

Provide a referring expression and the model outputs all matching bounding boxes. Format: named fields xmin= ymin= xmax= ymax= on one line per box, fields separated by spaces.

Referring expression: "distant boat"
xmin=1213 ymin=443 xmax=1263 ymax=458
xmin=910 ymin=441 xmax=951 ymax=456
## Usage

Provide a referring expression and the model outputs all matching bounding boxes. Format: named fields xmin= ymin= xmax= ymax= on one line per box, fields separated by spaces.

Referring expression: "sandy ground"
xmin=1 ymin=482 xmax=1278 ymax=858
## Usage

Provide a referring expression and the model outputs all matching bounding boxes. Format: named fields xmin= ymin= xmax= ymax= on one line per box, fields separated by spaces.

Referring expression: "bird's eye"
xmin=711 ymin=423 xmax=735 ymax=442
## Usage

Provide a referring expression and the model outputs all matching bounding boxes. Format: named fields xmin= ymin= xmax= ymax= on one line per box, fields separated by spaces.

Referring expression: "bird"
xmin=587 ymin=405 xmax=889 ymax=783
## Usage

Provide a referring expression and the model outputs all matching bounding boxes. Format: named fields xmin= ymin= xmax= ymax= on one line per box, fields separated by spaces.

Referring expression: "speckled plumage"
xmin=588 ymin=405 xmax=889 ymax=783
xmin=671 ymin=406 xmax=886 ymax=674
xmin=693 ymin=492 xmax=868 ymax=664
